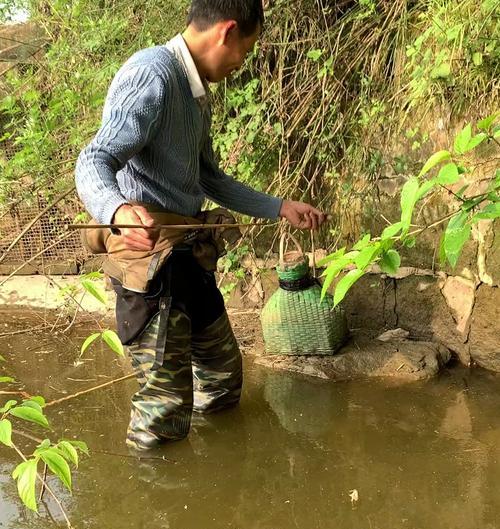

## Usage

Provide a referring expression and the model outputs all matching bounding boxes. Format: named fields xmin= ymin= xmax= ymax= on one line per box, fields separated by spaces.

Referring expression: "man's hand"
xmin=279 ymin=200 xmax=326 ymax=230
xmin=112 ymin=204 xmax=158 ymax=251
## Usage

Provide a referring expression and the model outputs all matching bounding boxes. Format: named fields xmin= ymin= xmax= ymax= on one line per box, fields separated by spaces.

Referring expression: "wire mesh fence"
xmin=0 ymin=185 xmax=89 ymax=275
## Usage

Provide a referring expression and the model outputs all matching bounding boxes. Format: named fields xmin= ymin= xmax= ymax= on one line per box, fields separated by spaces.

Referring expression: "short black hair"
xmin=187 ymin=0 xmax=264 ymax=37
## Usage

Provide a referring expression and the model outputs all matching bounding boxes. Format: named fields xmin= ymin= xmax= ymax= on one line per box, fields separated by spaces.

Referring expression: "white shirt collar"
xmin=165 ymin=34 xmax=206 ymax=100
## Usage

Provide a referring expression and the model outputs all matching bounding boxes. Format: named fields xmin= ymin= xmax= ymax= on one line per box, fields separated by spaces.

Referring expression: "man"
xmin=76 ymin=0 xmax=325 ymax=450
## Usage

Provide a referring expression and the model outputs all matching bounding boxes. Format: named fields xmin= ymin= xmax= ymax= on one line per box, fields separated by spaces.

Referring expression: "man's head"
xmin=185 ymin=0 xmax=264 ymax=82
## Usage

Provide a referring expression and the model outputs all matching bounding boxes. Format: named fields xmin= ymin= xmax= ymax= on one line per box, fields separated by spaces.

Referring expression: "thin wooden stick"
xmin=66 ymin=222 xmax=274 ymax=231
xmin=38 ymin=463 xmax=48 ymax=502
xmin=0 ymin=390 xmax=32 ymax=399
xmin=45 ymin=372 xmax=138 ymax=408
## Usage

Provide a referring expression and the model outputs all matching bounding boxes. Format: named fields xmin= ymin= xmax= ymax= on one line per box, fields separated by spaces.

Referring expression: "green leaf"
xmin=307 ymin=49 xmax=323 ymax=61
xmin=477 ymin=113 xmax=498 ymax=131
xmin=81 ymin=332 xmax=101 ymax=355
xmin=472 ymin=52 xmax=483 ymax=66
xmin=435 ymin=163 xmax=460 ymax=185
xmin=439 ymin=233 xmax=447 ymax=266
xmin=463 ymin=196 xmax=486 ymax=212
xmin=418 ymin=150 xmax=451 ymax=177
xmin=21 ymin=400 xmax=43 ymax=413
xmin=0 ymin=376 xmax=15 ymax=383
xmin=101 ymin=330 xmax=124 ymax=357
xmin=404 ymin=237 xmax=417 ymax=248
xmin=57 ymin=441 xmax=79 ymax=468
xmin=472 ymin=203 xmax=500 ymax=222
xmin=400 ymin=177 xmax=420 ymax=229
xmin=456 ymin=184 xmax=470 ymax=198
xmin=39 ymin=448 xmax=72 ymax=491
xmin=444 ymin=211 xmax=472 ymax=268
xmin=321 ymin=262 xmax=347 ymax=300
xmin=38 ymin=439 xmax=51 ymax=449
xmin=81 ymin=279 xmax=107 ymax=305
xmin=333 ymin=269 xmax=365 ymax=308
xmin=464 ymin=133 xmax=488 ymax=153
xmin=352 ymin=233 xmax=371 ymax=251
xmin=381 ymin=221 xmax=403 ymax=240
xmin=417 ymin=180 xmax=437 ymax=200
xmin=379 ymin=249 xmax=401 ymax=275
xmin=0 ymin=400 xmax=17 ymax=413
xmin=354 ymin=243 xmax=381 ymax=271
xmin=430 ymin=62 xmax=451 ymax=79
xmin=0 ymin=354 xmax=5 ymax=362
xmin=0 ymin=419 xmax=12 ymax=447
xmin=454 ymin=124 xmax=472 ymax=155
xmin=66 ymin=440 xmax=89 ymax=456
xmin=29 ymin=396 xmax=46 ymax=408
xmin=12 ymin=459 xmax=38 ymax=512
xmin=9 ymin=406 xmax=50 ymax=429
xmin=317 ymin=247 xmax=346 ymax=267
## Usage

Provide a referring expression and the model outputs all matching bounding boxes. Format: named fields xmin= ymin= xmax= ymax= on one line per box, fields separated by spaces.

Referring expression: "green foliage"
xmin=218 ymin=245 xmax=250 ymax=301
xmin=81 ymin=278 xmax=107 ymax=305
xmin=0 ymin=418 xmax=13 ymax=447
xmin=8 ymin=401 xmax=49 ymax=428
xmin=442 ymin=211 xmax=472 ymax=268
xmin=404 ymin=1 xmax=499 ymax=108
xmin=0 ymin=0 xmax=189 ymax=202
xmin=321 ymin=114 xmax=499 ymax=307
xmin=11 ymin=439 xmax=88 ymax=512
xmin=80 ymin=332 xmax=101 ymax=355
xmin=101 ymin=330 xmax=124 ymax=357
xmin=12 ymin=459 xmax=38 ymax=511
xmin=1 ymin=362 xmax=88 ymax=510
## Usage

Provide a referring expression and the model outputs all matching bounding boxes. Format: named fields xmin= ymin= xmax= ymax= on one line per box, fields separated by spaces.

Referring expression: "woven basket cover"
xmin=261 ymin=255 xmax=347 ymax=356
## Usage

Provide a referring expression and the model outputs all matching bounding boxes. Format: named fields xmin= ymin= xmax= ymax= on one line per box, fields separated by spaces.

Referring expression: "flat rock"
xmin=255 ymin=335 xmax=451 ymax=382
xmin=377 ymin=328 xmax=410 ymax=342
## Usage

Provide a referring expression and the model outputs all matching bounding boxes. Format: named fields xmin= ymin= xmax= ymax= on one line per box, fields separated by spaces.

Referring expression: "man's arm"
xmin=199 ymin=133 xmax=283 ymax=219
xmin=199 ymin=134 xmax=326 ymax=229
xmin=75 ymin=63 xmax=166 ymax=249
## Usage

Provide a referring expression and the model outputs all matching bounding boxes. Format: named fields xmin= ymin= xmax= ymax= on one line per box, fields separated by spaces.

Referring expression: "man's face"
xmin=206 ymin=23 xmax=260 ymax=82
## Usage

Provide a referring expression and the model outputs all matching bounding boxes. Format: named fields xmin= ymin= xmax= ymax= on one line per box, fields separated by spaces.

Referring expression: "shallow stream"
xmin=1 ymin=313 xmax=500 ymax=529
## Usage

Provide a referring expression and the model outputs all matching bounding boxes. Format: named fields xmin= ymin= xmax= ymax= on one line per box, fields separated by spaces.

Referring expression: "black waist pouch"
xmin=111 ymin=248 xmax=225 ymax=346
xmin=110 ymin=263 xmax=171 ymax=346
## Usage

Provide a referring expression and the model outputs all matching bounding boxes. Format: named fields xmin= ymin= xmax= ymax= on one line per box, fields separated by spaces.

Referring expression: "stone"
xmin=377 ymin=328 xmax=410 ymax=342
xmin=377 ymin=176 xmax=408 ymax=197
xmin=255 ymin=334 xmax=451 ymax=382
xmin=476 ymin=219 xmax=500 ymax=287
xmin=441 ymin=276 xmax=476 ymax=335
xmin=469 ymin=285 xmax=500 ymax=371
xmin=342 ymin=274 xmax=396 ymax=332
xmin=395 ymin=275 xmax=471 ymax=366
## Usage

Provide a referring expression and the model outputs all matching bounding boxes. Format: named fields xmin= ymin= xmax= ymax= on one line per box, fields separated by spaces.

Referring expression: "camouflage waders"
xmin=113 ymin=249 xmax=242 ymax=450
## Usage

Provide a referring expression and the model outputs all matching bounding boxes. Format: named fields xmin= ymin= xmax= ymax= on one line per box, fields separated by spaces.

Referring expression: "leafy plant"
xmin=77 ymin=272 xmax=124 ymax=357
xmin=0 ymin=387 xmax=88 ymax=513
xmin=320 ymin=114 xmax=500 ymax=307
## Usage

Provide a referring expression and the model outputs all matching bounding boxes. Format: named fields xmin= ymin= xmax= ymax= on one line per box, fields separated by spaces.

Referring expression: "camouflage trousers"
xmin=125 ymin=307 xmax=242 ymax=449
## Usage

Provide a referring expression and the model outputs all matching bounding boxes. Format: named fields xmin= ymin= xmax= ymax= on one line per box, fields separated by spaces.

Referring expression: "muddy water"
xmin=2 ymin=316 xmax=500 ymax=529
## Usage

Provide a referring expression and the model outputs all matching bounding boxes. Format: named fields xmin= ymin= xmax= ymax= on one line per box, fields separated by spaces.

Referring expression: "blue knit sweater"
xmin=75 ymin=46 xmax=282 ymax=225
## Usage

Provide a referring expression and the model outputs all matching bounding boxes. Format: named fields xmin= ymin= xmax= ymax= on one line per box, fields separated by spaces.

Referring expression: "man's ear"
xmin=218 ymin=20 xmax=238 ymax=46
